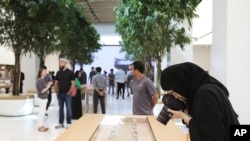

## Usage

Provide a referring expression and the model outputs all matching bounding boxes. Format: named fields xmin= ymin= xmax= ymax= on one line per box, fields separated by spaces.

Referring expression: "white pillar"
xmin=212 ymin=0 xmax=250 ymax=124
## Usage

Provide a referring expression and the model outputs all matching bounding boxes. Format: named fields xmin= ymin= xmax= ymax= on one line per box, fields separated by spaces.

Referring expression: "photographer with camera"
xmin=159 ymin=62 xmax=239 ymax=141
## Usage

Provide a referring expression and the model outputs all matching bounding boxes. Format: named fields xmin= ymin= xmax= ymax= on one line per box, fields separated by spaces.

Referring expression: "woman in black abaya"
xmin=72 ymin=71 xmax=86 ymax=120
xmin=160 ymin=62 xmax=239 ymax=141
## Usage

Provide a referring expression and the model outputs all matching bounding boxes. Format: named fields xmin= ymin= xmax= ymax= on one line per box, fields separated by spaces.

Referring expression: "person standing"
xmin=19 ymin=72 xmax=25 ymax=93
xmin=72 ymin=71 xmax=87 ymax=119
xmin=92 ymin=67 xmax=107 ymax=114
xmin=54 ymin=58 xmax=75 ymax=129
xmin=88 ymin=66 xmax=96 ymax=84
xmin=79 ymin=67 xmax=87 ymax=100
xmin=126 ymin=65 xmax=134 ymax=97
xmin=36 ymin=68 xmax=53 ymax=132
xmin=115 ymin=67 xmax=126 ymax=99
xmin=79 ymin=68 xmax=87 ymax=85
xmin=130 ymin=61 xmax=159 ymax=115
xmin=43 ymin=66 xmax=53 ymax=116
xmin=51 ymin=71 xmax=56 ymax=80
xmin=108 ymin=68 xmax=115 ymax=95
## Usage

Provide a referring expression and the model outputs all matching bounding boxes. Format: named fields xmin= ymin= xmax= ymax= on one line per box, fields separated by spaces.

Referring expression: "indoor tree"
xmin=0 ymin=0 xmax=101 ymax=96
xmin=115 ymin=0 xmax=201 ymax=93
xmin=58 ymin=1 xmax=101 ymax=70
xmin=0 ymin=0 xmax=36 ymax=95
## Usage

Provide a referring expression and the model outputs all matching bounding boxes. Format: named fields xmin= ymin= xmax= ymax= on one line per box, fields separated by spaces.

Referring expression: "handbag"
xmin=70 ymin=85 xmax=77 ymax=97
xmin=70 ymin=78 xmax=81 ymax=97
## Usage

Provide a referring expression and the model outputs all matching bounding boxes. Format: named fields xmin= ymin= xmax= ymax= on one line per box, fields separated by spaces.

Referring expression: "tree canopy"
xmin=115 ymin=0 xmax=201 ymax=92
xmin=0 ymin=0 xmax=100 ymax=95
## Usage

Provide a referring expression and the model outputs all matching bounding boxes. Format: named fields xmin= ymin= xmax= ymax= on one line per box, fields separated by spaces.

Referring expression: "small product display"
xmin=90 ymin=116 xmax=155 ymax=141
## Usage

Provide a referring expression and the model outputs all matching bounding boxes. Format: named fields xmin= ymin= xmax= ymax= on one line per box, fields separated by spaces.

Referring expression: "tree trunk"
xmin=71 ymin=59 xmax=76 ymax=72
xmin=39 ymin=56 xmax=45 ymax=69
xmin=156 ymin=56 xmax=162 ymax=95
xmin=39 ymin=47 xmax=46 ymax=68
xmin=143 ymin=57 xmax=152 ymax=79
xmin=13 ymin=49 xmax=21 ymax=95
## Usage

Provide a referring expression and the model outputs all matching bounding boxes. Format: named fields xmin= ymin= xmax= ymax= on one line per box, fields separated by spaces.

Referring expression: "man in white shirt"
xmin=115 ymin=67 xmax=126 ymax=99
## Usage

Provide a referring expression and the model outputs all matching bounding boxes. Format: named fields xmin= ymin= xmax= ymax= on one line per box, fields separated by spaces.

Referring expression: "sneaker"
xmin=55 ymin=124 xmax=64 ymax=129
xmin=66 ymin=124 xmax=71 ymax=129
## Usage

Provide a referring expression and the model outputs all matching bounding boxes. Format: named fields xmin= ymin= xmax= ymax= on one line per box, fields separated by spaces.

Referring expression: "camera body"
xmin=157 ymin=93 xmax=186 ymax=125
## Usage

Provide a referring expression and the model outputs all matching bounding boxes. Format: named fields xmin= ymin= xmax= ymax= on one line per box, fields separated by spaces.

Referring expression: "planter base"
xmin=0 ymin=94 xmax=34 ymax=116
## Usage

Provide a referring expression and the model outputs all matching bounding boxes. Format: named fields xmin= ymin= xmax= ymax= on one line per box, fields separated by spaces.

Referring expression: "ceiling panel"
xmin=78 ymin=0 xmax=120 ymax=23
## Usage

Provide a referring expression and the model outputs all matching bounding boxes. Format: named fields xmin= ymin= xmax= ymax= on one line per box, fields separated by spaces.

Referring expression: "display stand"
xmin=55 ymin=114 xmax=188 ymax=141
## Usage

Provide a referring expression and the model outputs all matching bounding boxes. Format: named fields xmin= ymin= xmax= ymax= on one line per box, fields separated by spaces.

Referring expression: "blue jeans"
xmin=57 ymin=93 xmax=72 ymax=124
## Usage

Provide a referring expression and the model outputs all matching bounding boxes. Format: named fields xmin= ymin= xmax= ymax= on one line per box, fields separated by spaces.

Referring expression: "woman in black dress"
xmin=72 ymin=71 xmax=86 ymax=120
xmin=160 ymin=62 xmax=239 ymax=141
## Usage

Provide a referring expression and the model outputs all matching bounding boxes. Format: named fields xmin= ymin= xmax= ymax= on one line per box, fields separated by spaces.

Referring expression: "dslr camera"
xmin=157 ymin=93 xmax=186 ymax=125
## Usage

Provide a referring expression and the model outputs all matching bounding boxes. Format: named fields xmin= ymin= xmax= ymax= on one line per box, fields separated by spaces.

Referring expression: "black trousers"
xmin=19 ymin=82 xmax=23 ymax=93
xmin=46 ymin=88 xmax=52 ymax=110
xmin=72 ymin=90 xmax=83 ymax=119
xmin=93 ymin=90 xmax=105 ymax=114
xmin=117 ymin=82 xmax=125 ymax=98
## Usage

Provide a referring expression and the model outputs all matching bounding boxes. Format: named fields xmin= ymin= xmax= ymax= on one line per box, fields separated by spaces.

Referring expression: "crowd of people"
xmin=35 ymin=59 xmax=158 ymax=132
xmin=34 ymin=59 xmax=239 ymax=141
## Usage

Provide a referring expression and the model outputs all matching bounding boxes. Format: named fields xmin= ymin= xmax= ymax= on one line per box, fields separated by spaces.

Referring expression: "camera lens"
xmin=156 ymin=106 xmax=173 ymax=125
xmin=157 ymin=93 xmax=186 ymax=125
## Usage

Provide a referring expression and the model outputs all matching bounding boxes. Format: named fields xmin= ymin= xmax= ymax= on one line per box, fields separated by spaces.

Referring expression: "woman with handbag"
xmin=71 ymin=71 xmax=86 ymax=120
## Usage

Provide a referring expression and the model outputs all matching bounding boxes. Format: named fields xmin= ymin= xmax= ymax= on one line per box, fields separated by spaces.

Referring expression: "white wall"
xmin=21 ymin=53 xmax=39 ymax=94
xmin=193 ymin=45 xmax=211 ymax=72
xmin=44 ymin=53 xmax=59 ymax=72
xmin=192 ymin=0 xmax=212 ymax=42
xmin=212 ymin=0 xmax=250 ymax=124
xmin=0 ymin=46 xmax=14 ymax=65
xmin=170 ymin=46 xmax=193 ymax=65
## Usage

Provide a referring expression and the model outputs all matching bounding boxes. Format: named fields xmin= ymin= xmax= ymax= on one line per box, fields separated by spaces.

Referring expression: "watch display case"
xmin=55 ymin=114 xmax=188 ymax=141
xmin=90 ymin=116 xmax=155 ymax=141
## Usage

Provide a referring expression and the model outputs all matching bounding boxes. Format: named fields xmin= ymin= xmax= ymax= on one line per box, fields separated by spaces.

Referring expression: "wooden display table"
xmin=27 ymin=88 xmax=56 ymax=106
xmin=0 ymin=84 xmax=11 ymax=89
xmin=81 ymin=84 xmax=93 ymax=113
xmin=27 ymin=87 xmax=56 ymax=93
xmin=81 ymin=84 xmax=107 ymax=113
xmin=55 ymin=114 xmax=188 ymax=141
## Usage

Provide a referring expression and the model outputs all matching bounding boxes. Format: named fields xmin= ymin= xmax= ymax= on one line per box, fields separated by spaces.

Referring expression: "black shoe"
xmin=45 ymin=113 xmax=48 ymax=116
xmin=127 ymin=94 xmax=130 ymax=97
xmin=116 ymin=97 xmax=119 ymax=99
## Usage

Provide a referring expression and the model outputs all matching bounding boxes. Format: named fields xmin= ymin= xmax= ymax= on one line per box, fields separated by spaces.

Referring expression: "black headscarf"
xmin=74 ymin=70 xmax=80 ymax=78
xmin=161 ymin=62 xmax=229 ymax=111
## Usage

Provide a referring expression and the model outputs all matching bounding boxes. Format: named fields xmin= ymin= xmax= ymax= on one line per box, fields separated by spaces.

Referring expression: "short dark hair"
xmin=95 ymin=67 xmax=102 ymax=73
xmin=110 ymin=68 xmax=113 ymax=72
xmin=132 ymin=61 xmax=144 ymax=73
xmin=42 ymin=66 xmax=47 ymax=70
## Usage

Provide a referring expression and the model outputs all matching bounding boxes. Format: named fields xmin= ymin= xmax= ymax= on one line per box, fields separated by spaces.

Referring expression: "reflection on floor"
xmin=0 ymin=92 xmax=188 ymax=141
